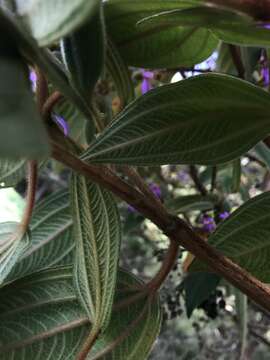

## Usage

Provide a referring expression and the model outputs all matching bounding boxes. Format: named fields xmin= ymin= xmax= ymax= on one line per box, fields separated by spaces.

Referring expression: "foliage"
xmin=1 ymin=0 xmax=270 ymax=359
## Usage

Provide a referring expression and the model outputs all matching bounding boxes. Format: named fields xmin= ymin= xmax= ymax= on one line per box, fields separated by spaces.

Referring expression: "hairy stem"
xmin=51 ymin=142 xmax=270 ymax=312
xmin=76 ymin=326 xmax=100 ymax=360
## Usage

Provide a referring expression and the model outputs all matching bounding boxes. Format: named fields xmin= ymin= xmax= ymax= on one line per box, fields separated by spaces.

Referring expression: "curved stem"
xmin=35 ymin=67 xmax=49 ymax=113
xmin=20 ymin=161 xmax=38 ymax=232
xmin=76 ymin=326 xmax=100 ymax=360
xmin=146 ymin=240 xmax=179 ymax=292
xmin=42 ymin=91 xmax=63 ymax=121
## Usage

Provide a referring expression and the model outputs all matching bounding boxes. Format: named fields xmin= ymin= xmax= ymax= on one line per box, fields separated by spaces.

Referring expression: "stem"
xmin=20 ymin=161 xmax=37 ymax=232
xmin=146 ymin=240 xmax=179 ymax=291
xmin=76 ymin=326 xmax=100 ymax=360
xmin=229 ymin=45 xmax=245 ymax=79
xmin=51 ymin=141 xmax=270 ymax=312
xmin=189 ymin=165 xmax=207 ymax=196
xmin=35 ymin=67 xmax=49 ymax=113
xmin=42 ymin=91 xmax=62 ymax=121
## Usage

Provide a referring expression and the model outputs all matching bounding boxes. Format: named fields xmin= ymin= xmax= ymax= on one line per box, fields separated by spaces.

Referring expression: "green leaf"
xmin=184 ymin=272 xmax=220 ymax=317
xmin=5 ymin=190 xmax=74 ymax=285
xmin=83 ymin=74 xmax=270 ymax=166
xmin=0 ymin=267 xmax=161 ymax=360
xmin=61 ymin=3 xmax=106 ymax=100
xmin=0 ymin=159 xmax=26 ymax=188
xmin=71 ymin=174 xmax=121 ymax=330
xmin=231 ymin=158 xmax=241 ymax=193
xmin=14 ymin=0 xmax=99 ymax=46
xmin=190 ymin=192 xmax=270 ymax=282
xmin=104 ymin=0 xmax=218 ymax=68
xmin=106 ymin=38 xmax=135 ymax=106
xmin=0 ymin=266 xmax=89 ymax=359
xmin=234 ymin=289 xmax=248 ymax=359
xmin=0 ymin=222 xmax=30 ymax=285
xmin=254 ymin=142 xmax=270 ymax=170
xmin=0 ymin=55 xmax=49 ymax=158
xmin=0 ymin=9 xmax=95 ymax=131
xmin=215 ymin=43 xmax=237 ymax=75
xmin=166 ymin=194 xmax=218 ymax=214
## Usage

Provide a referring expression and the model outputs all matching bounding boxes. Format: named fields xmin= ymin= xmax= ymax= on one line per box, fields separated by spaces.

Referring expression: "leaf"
xmin=14 ymin=0 xmax=99 ymax=46
xmin=0 ymin=222 xmax=30 ymax=285
xmin=190 ymin=192 xmax=270 ymax=282
xmin=83 ymin=74 xmax=270 ymax=166
xmin=234 ymin=289 xmax=248 ymax=359
xmin=0 ymin=267 xmax=161 ymax=360
xmin=0 ymin=9 xmax=95 ymax=131
xmin=61 ymin=3 xmax=106 ymax=100
xmin=106 ymin=38 xmax=135 ymax=107
xmin=254 ymin=142 xmax=270 ymax=170
xmin=0 ymin=159 xmax=26 ymax=188
xmin=5 ymin=190 xmax=74 ymax=285
xmin=71 ymin=174 xmax=121 ymax=330
xmin=166 ymin=194 xmax=218 ymax=214
xmin=0 ymin=54 xmax=49 ymax=158
xmin=104 ymin=0 xmax=218 ymax=68
xmin=231 ymin=158 xmax=241 ymax=193
xmin=184 ymin=272 xmax=220 ymax=317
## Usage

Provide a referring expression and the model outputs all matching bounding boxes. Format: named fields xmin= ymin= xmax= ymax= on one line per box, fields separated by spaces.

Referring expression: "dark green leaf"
xmin=184 ymin=272 xmax=220 ymax=317
xmin=71 ymin=174 xmax=121 ymax=329
xmin=0 ymin=267 xmax=161 ymax=360
xmin=0 ymin=54 xmax=49 ymax=158
xmin=0 ymin=222 xmax=30 ymax=285
xmin=190 ymin=192 xmax=270 ymax=282
xmin=5 ymin=190 xmax=74 ymax=285
xmin=14 ymin=0 xmax=99 ymax=46
xmin=104 ymin=0 xmax=218 ymax=68
xmin=166 ymin=194 xmax=218 ymax=214
xmin=254 ymin=142 xmax=270 ymax=170
xmin=61 ymin=3 xmax=106 ymax=100
xmin=83 ymin=74 xmax=270 ymax=166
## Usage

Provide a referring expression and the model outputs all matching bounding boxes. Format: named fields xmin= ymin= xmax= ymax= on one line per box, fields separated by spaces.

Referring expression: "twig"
xmin=189 ymin=165 xmax=207 ymax=196
xmin=35 ymin=67 xmax=49 ymax=113
xmin=210 ymin=166 xmax=217 ymax=192
xmin=42 ymin=91 xmax=63 ymax=121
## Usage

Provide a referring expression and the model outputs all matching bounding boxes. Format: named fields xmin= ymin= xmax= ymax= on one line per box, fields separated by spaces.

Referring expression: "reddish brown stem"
xmin=51 ymin=142 xmax=270 ymax=312
xmin=42 ymin=91 xmax=63 ymax=121
xmin=20 ymin=161 xmax=38 ymax=232
xmin=76 ymin=327 xmax=100 ymax=360
xmin=35 ymin=67 xmax=49 ymax=113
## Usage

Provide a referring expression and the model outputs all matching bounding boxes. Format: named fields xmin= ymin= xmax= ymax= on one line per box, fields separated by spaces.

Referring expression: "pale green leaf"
xmin=104 ymin=0 xmax=218 ymax=68
xmin=190 ymin=192 xmax=270 ymax=282
xmin=0 ymin=159 xmax=26 ymax=188
xmin=83 ymin=74 xmax=270 ymax=166
xmin=0 ymin=222 xmax=30 ymax=285
xmin=0 ymin=267 xmax=162 ymax=360
xmin=5 ymin=190 xmax=74 ymax=285
xmin=71 ymin=174 xmax=121 ymax=329
xmin=15 ymin=0 xmax=99 ymax=46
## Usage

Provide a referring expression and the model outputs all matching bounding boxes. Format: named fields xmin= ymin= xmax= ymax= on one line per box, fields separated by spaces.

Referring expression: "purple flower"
xmin=141 ymin=70 xmax=154 ymax=94
xmin=149 ymin=183 xmax=161 ymax=199
xmin=29 ymin=70 xmax=37 ymax=91
xmin=177 ymin=169 xmax=190 ymax=183
xmin=52 ymin=114 xmax=69 ymax=136
xmin=127 ymin=204 xmax=136 ymax=213
xmin=262 ymin=66 xmax=270 ymax=86
xmin=219 ymin=211 xmax=230 ymax=220
xmin=201 ymin=215 xmax=216 ymax=232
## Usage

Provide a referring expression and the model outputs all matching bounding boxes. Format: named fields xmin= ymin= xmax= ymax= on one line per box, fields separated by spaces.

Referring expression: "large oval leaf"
xmin=190 ymin=192 xmax=270 ymax=282
xmin=71 ymin=174 xmax=121 ymax=330
xmin=0 ymin=267 xmax=161 ymax=360
xmin=14 ymin=0 xmax=99 ymax=46
xmin=0 ymin=159 xmax=26 ymax=188
xmin=5 ymin=190 xmax=74 ymax=285
xmin=0 ymin=222 xmax=30 ymax=285
xmin=104 ymin=0 xmax=218 ymax=68
xmin=83 ymin=74 xmax=270 ymax=166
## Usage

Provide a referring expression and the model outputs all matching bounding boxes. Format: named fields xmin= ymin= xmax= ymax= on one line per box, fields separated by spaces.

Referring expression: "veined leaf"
xmin=71 ymin=174 xmax=121 ymax=330
xmin=104 ymin=0 xmax=218 ymax=68
xmin=0 ymin=222 xmax=30 ymax=285
xmin=14 ymin=0 xmax=99 ymax=46
xmin=83 ymin=74 xmax=270 ymax=166
xmin=5 ymin=190 xmax=74 ymax=285
xmin=166 ymin=194 xmax=218 ymax=214
xmin=0 ymin=267 xmax=161 ymax=360
xmin=0 ymin=158 xmax=26 ymax=188
xmin=190 ymin=192 xmax=270 ymax=282
xmin=61 ymin=3 xmax=106 ymax=100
